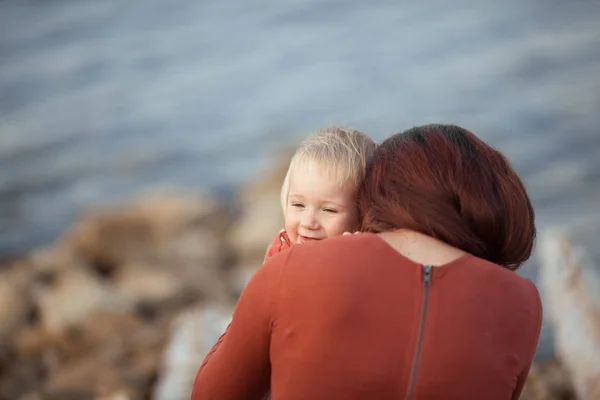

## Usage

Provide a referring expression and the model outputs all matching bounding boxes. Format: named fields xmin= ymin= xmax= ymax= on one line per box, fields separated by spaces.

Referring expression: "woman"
xmin=191 ymin=124 xmax=542 ymax=400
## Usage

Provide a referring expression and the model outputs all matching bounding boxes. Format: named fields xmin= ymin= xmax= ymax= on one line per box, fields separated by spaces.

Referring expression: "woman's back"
xmin=268 ymin=233 xmax=541 ymax=399
xmin=191 ymin=124 xmax=542 ymax=400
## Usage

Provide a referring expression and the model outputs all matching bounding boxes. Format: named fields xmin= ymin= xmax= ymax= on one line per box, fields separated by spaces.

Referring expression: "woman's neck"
xmin=377 ymin=229 xmax=467 ymax=267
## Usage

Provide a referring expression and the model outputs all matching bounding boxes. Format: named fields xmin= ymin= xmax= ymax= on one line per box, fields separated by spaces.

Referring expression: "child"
xmin=259 ymin=126 xmax=376 ymax=399
xmin=192 ymin=126 xmax=376 ymax=400
xmin=263 ymin=125 xmax=377 ymax=261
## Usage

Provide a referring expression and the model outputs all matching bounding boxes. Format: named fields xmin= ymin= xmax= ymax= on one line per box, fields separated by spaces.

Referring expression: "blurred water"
xmin=1 ymin=0 xmax=600 ymax=359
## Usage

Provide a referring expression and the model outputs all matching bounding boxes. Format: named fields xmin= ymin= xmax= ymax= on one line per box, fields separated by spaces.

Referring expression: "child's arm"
xmin=262 ymin=229 xmax=292 ymax=263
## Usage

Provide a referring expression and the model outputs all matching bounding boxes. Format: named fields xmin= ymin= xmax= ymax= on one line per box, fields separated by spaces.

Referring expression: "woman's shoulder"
xmin=460 ymin=255 xmax=541 ymax=305
xmin=289 ymin=232 xmax=381 ymax=259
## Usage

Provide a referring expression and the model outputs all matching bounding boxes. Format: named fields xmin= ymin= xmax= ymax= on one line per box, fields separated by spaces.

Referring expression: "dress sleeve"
xmin=263 ymin=229 xmax=292 ymax=263
xmin=511 ymin=284 xmax=543 ymax=400
xmin=190 ymin=249 xmax=289 ymax=400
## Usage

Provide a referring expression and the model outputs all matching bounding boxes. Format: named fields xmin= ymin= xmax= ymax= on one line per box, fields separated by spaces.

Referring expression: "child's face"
xmin=284 ymin=165 xmax=359 ymax=245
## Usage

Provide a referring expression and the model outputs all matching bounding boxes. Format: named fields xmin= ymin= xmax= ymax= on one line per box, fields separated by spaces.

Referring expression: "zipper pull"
xmin=423 ymin=265 xmax=432 ymax=286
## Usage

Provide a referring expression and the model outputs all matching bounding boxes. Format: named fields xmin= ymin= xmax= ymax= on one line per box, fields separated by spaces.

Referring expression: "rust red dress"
xmin=191 ymin=233 xmax=542 ymax=400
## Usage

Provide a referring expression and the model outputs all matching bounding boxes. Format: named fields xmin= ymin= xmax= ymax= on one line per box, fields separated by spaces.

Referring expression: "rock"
xmin=0 ymin=261 xmax=33 ymax=342
xmin=16 ymin=393 xmax=44 ymax=400
xmin=227 ymin=151 xmax=292 ymax=267
xmin=55 ymin=191 xmax=234 ymax=305
xmin=113 ymin=263 xmax=184 ymax=308
xmin=0 ymin=355 xmax=44 ymax=400
xmin=33 ymin=268 xmax=125 ymax=335
xmin=160 ymin=227 xmax=233 ymax=304
xmin=538 ymin=229 xmax=600 ymax=400
xmin=12 ymin=325 xmax=70 ymax=360
xmin=96 ymin=392 xmax=131 ymax=400
xmin=27 ymin=242 xmax=83 ymax=281
xmin=521 ymin=364 xmax=552 ymax=400
xmin=39 ymin=311 xmax=169 ymax=400
xmin=153 ymin=305 xmax=232 ymax=400
xmin=228 ymin=194 xmax=283 ymax=263
xmin=64 ymin=191 xmax=229 ymax=277
xmin=0 ymin=171 xmax=325 ymax=399
xmin=521 ymin=358 xmax=576 ymax=400
xmin=228 ymin=262 xmax=261 ymax=298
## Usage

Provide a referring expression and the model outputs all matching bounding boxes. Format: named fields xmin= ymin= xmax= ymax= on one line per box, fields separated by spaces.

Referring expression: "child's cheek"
xmin=348 ymin=209 xmax=361 ymax=231
xmin=284 ymin=220 xmax=298 ymax=244
xmin=342 ymin=214 xmax=360 ymax=235
xmin=330 ymin=216 xmax=356 ymax=237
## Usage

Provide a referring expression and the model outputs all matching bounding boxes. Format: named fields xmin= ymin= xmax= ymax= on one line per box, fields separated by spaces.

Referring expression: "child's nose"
xmin=300 ymin=210 xmax=319 ymax=229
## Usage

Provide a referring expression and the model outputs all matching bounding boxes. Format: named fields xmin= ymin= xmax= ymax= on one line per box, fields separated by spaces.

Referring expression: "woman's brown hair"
xmin=358 ymin=124 xmax=535 ymax=270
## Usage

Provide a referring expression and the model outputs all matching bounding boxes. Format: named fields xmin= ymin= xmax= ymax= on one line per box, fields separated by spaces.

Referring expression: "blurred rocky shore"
xmin=0 ymin=152 xmax=593 ymax=400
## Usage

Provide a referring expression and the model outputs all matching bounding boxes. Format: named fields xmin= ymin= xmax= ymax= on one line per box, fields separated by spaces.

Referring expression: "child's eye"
xmin=291 ymin=202 xmax=304 ymax=208
xmin=323 ymin=208 xmax=338 ymax=213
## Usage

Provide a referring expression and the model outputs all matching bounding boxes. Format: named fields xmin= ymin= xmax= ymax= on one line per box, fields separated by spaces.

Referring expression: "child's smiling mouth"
xmin=298 ymin=235 xmax=323 ymax=244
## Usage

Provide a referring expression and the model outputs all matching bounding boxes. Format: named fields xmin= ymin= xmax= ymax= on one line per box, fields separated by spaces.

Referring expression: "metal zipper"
xmin=405 ymin=264 xmax=432 ymax=400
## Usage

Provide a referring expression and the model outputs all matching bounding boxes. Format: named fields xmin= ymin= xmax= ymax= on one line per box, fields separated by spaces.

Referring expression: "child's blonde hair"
xmin=280 ymin=126 xmax=377 ymax=212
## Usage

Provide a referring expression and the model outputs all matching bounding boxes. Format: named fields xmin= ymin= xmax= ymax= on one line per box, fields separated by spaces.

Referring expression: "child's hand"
xmin=342 ymin=231 xmax=362 ymax=236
